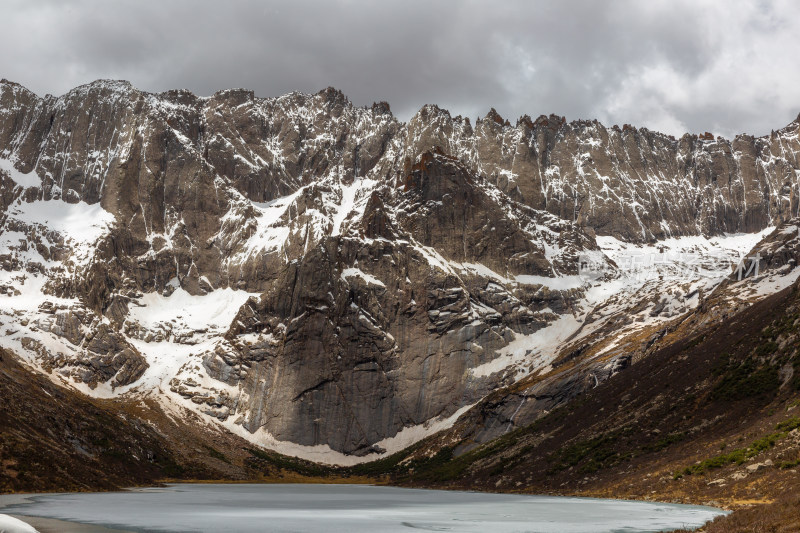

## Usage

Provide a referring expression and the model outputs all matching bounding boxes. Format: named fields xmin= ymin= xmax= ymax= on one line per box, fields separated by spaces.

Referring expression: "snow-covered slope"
xmin=2 ymin=79 xmax=800 ymax=463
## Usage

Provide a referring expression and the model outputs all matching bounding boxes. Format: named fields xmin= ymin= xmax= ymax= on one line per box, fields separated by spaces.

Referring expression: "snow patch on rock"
xmin=0 ymin=156 xmax=40 ymax=188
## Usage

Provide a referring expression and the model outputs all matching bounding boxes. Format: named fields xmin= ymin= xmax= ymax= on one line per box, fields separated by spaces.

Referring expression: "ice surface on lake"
xmin=0 ymin=484 xmax=726 ymax=533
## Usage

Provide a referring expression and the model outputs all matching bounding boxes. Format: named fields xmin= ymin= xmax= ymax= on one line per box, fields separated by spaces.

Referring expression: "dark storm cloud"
xmin=3 ymin=0 xmax=799 ymax=138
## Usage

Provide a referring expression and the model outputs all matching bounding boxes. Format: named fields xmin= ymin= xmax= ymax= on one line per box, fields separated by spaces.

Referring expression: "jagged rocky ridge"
xmin=0 ymin=79 xmax=799 ymax=460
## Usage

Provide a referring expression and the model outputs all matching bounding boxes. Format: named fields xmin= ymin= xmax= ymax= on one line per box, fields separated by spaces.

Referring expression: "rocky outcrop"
xmin=19 ymin=301 xmax=148 ymax=389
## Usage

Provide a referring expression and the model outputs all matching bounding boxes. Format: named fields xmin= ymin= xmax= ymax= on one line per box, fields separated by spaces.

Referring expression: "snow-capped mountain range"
xmin=1 ymin=79 xmax=799 ymax=463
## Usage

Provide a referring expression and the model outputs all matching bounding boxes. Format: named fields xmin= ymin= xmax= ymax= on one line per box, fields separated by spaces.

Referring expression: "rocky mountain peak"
xmin=482 ymin=107 xmax=510 ymax=127
xmin=2 ymin=79 xmax=800 ymax=461
xmin=371 ymin=100 xmax=392 ymax=115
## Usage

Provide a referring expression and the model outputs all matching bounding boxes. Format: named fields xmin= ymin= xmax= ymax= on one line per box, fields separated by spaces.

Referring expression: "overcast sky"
xmin=2 ymin=0 xmax=799 ymax=138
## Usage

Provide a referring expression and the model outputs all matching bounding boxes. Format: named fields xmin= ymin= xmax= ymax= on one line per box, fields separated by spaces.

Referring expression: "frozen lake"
xmin=0 ymin=484 xmax=725 ymax=532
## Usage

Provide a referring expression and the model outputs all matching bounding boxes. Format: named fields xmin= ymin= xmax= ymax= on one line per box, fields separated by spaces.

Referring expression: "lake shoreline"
xmin=0 ymin=483 xmax=727 ymax=533
xmin=0 ymin=480 xmax=738 ymax=510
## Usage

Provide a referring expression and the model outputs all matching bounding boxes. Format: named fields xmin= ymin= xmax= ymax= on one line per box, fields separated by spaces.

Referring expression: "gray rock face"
xmin=1 ymin=78 xmax=799 ymax=457
xmin=20 ymin=302 xmax=147 ymax=389
xmin=400 ymin=105 xmax=800 ymax=241
xmin=193 ymin=153 xmax=588 ymax=454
